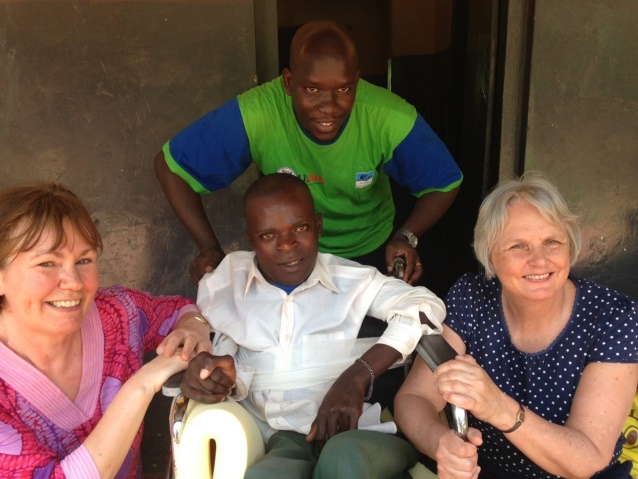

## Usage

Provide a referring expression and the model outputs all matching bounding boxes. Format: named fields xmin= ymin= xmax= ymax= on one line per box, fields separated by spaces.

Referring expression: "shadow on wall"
xmin=574 ymin=208 xmax=638 ymax=300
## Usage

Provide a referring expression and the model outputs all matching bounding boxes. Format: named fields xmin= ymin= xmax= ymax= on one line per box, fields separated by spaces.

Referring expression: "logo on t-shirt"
xmin=277 ymin=167 xmax=298 ymax=177
xmin=355 ymin=171 xmax=374 ymax=188
xmin=277 ymin=167 xmax=325 ymax=185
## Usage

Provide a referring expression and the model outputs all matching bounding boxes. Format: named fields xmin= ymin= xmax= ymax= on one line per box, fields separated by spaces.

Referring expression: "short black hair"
xmin=243 ymin=173 xmax=313 ymax=214
xmin=289 ymin=20 xmax=358 ymax=71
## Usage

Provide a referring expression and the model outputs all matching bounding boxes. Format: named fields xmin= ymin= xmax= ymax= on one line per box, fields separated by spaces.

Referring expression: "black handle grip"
xmin=415 ymin=334 xmax=469 ymax=440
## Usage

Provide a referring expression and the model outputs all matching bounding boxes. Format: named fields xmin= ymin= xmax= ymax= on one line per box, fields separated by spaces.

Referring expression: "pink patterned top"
xmin=0 ymin=285 xmax=195 ymax=479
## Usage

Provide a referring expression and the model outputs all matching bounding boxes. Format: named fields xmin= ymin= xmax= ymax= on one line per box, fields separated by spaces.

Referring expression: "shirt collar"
xmin=243 ymin=252 xmax=340 ymax=299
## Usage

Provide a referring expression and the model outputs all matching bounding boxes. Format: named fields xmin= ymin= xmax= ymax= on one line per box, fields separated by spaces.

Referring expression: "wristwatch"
xmin=398 ymin=228 xmax=418 ymax=248
xmin=501 ymin=402 xmax=526 ymax=434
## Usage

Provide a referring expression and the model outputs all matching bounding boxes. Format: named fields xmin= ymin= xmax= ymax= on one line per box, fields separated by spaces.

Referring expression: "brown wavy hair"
xmin=0 ymin=182 xmax=102 ymax=271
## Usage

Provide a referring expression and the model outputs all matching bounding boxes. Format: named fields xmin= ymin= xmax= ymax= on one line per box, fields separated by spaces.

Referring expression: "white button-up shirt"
xmin=197 ymin=251 xmax=445 ymax=438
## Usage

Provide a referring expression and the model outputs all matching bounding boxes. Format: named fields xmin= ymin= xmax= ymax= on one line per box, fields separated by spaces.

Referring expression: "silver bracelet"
xmin=355 ymin=357 xmax=375 ymax=401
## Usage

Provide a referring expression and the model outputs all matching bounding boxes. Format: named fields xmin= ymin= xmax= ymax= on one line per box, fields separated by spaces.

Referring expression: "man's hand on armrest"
xmin=307 ymin=369 xmax=366 ymax=449
xmin=307 ymin=344 xmax=402 ymax=448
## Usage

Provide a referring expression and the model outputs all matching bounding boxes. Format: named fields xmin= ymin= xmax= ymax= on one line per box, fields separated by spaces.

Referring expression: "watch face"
xmin=407 ymin=233 xmax=417 ymax=248
xmin=518 ymin=406 xmax=526 ymax=422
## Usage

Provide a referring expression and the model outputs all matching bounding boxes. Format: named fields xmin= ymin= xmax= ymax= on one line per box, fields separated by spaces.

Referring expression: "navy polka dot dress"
xmin=445 ymin=273 xmax=638 ymax=478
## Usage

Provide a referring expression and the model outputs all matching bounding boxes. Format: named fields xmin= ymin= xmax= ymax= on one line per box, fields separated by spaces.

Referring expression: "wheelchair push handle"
xmin=392 ymin=256 xmax=468 ymax=439
xmin=393 ymin=257 xmax=406 ymax=279
xmin=415 ymin=334 xmax=469 ymax=441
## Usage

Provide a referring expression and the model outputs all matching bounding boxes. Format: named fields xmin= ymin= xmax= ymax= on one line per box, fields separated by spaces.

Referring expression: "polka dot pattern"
xmin=445 ymin=274 xmax=638 ymax=478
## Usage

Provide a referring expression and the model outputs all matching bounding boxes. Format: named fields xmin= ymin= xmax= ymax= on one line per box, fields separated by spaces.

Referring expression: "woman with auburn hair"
xmin=0 ymin=182 xmax=211 ymax=478
xmin=395 ymin=172 xmax=637 ymax=479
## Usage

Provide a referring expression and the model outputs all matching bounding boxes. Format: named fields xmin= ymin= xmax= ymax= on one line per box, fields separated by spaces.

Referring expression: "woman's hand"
xmin=435 ymin=428 xmax=483 ymax=479
xmin=131 ymin=351 xmax=190 ymax=396
xmin=157 ymin=319 xmax=212 ymax=361
xmin=434 ymin=354 xmax=509 ymax=426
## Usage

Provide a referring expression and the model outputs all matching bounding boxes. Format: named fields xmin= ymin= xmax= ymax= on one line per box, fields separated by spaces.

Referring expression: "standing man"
xmin=155 ymin=19 xmax=462 ymax=285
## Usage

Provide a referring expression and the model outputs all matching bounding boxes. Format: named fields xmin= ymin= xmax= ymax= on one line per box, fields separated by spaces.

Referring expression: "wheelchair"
xmin=164 ymin=333 xmax=467 ymax=479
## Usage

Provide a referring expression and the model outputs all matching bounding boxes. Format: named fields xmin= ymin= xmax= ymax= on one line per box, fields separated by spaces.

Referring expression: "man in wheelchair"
xmin=180 ymin=173 xmax=446 ymax=478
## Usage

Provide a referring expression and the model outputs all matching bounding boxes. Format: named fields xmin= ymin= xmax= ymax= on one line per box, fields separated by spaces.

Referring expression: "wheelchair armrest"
xmin=415 ymin=334 xmax=469 ymax=440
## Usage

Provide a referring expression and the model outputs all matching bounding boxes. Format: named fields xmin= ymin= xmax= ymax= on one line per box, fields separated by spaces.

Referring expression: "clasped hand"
xmin=179 ymin=352 xmax=237 ymax=403
xmin=434 ymin=428 xmax=483 ymax=479
xmin=180 ymin=352 xmax=366 ymax=449
xmin=156 ymin=325 xmax=211 ymax=361
xmin=434 ymin=354 xmax=504 ymax=423
xmin=432 ymin=354 xmax=503 ymax=479
xmin=385 ymin=237 xmax=423 ymax=284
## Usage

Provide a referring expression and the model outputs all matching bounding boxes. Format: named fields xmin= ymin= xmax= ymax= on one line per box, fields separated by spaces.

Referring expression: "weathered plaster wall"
xmin=525 ymin=0 xmax=638 ymax=298
xmin=0 ymin=0 xmax=259 ymax=300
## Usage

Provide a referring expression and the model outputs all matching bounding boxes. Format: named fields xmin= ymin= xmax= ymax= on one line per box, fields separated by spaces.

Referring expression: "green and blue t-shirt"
xmin=163 ymin=77 xmax=462 ymax=258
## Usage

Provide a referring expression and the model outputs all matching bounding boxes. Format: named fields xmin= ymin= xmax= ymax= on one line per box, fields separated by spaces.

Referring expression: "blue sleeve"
xmin=166 ymin=98 xmax=252 ymax=193
xmin=383 ymin=113 xmax=462 ymax=196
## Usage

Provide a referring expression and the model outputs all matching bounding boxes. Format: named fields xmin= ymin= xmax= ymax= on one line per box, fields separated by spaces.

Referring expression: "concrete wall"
xmin=0 ymin=0 xmax=259 ymax=301
xmin=524 ymin=0 xmax=638 ymax=298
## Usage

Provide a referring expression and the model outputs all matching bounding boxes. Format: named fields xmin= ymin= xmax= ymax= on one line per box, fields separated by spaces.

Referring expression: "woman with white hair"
xmin=395 ymin=172 xmax=637 ymax=479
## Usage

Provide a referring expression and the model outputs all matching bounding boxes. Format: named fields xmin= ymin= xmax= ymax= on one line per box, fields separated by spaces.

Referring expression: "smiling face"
xmin=0 ymin=220 xmax=99 ymax=340
xmin=283 ymin=26 xmax=360 ymax=142
xmin=245 ymin=183 xmax=322 ymax=286
xmin=490 ymin=200 xmax=571 ymax=302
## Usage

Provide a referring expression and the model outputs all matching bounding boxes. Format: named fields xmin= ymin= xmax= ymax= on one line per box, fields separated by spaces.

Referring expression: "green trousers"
xmin=244 ymin=429 xmax=418 ymax=479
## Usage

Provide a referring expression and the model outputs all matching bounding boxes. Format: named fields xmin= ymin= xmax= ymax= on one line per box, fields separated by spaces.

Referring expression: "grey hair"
xmin=473 ymin=171 xmax=582 ymax=278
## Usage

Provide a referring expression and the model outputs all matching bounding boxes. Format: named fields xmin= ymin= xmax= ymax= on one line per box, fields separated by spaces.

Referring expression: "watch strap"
xmin=397 ymin=228 xmax=418 ymax=248
xmin=500 ymin=402 xmax=525 ymax=434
